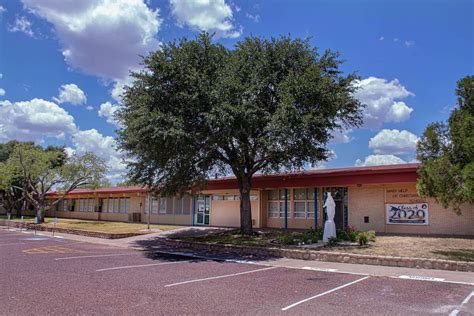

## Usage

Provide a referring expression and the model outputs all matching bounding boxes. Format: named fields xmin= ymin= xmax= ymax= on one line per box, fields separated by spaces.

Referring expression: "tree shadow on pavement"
xmin=133 ymin=227 xmax=280 ymax=263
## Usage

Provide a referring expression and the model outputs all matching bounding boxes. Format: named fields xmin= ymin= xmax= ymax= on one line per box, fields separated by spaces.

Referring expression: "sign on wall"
xmin=385 ymin=185 xmax=425 ymax=204
xmin=386 ymin=203 xmax=429 ymax=225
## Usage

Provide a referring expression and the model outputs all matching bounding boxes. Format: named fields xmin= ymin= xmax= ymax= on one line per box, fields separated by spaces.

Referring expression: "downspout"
xmin=284 ymin=188 xmax=288 ymax=230
xmin=314 ymin=188 xmax=318 ymax=229
xmin=192 ymin=195 xmax=196 ymax=226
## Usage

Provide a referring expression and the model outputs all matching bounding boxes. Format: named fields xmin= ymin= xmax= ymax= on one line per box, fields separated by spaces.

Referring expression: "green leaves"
xmin=117 ymin=33 xmax=363 ymax=233
xmin=417 ymin=75 xmax=474 ymax=213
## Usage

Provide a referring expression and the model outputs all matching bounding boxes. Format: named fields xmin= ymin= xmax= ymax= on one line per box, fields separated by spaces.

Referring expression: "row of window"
xmin=212 ymin=195 xmax=258 ymax=201
xmin=268 ymin=188 xmax=318 ymax=219
xmin=102 ymin=198 xmax=130 ymax=214
xmin=144 ymin=195 xmax=192 ymax=215
xmin=56 ymin=198 xmax=130 ymax=213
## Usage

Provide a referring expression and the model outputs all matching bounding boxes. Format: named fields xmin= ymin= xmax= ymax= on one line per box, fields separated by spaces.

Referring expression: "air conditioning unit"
xmin=129 ymin=213 xmax=141 ymax=222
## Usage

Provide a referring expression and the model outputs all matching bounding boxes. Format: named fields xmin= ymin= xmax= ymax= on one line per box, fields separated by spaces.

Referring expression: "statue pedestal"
xmin=323 ymin=219 xmax=336 ymax=242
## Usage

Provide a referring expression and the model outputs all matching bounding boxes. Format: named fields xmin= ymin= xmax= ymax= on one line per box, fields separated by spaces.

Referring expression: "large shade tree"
xmin=117 ymin=34 xmax=363 ymax=234
xmin=2 ymin=143 xmax=107 ymax=222
xmin=417 ymin=75 xmax=474 ymax=214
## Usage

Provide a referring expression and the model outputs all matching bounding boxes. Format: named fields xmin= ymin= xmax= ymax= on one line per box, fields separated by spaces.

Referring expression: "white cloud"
xmin=245 ymin=13 xmax=260 ymax=23
xmin=379 ymin=36 xmax=384 ymax=41
xmin=404 ymin=40 xmax=415 ymax=48
xmin=0 ymin=98 xmax=76 ymax=142
xmin=354 ymin=77 xmax=414 ymax=129
xmin=72 ymin=129 xmax=127 ymax=182
xmin=0 ymin=6 xmax=6 ymax=15
xmin=355 ymin=154 xmax=407 ymax=167
xmin=8 ymin=16 xmax=34 ymax=37
xmin=330 ymin=127 xmax=353 ymax=144
xmin=52 ymin=83 xmax=87 ymax=105
xmin=369 ymin=129 xmax=419 ymax=156
xmin=64 ymin=146 xmax=76 ymax=158
xmin=170 ymin=0 xmax=242 ymax=38
xmin=110 ymin=76 xmax=134 ymax=103
xmin=98 ymin=101 xmax=121 ymax=127
xmin=22 ymin=0 xmax=161 ymax=80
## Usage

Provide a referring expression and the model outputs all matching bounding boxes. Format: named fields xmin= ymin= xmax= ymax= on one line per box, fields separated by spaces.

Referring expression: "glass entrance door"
xmin=195 ymin=195 xmax=211 ymax=225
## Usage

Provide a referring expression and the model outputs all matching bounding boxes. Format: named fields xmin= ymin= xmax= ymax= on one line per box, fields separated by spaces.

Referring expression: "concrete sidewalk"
xmin=3 ymin=225 xmax=473 ymax=286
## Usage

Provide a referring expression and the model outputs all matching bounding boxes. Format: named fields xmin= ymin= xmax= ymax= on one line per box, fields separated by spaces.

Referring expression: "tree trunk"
xmin=238 ymin=176 xmax=253 ymax=235
xmin=36 ymin=207 xmax=44 ymax=223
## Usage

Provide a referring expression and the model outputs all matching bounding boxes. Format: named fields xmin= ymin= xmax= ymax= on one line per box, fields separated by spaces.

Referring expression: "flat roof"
xmin=47 ymin=163 xmax=420 ymax=196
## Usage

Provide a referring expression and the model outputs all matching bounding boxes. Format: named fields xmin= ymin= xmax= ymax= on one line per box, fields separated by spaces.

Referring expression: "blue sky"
xmin=0 ymin=0 xmax=472 ymax=182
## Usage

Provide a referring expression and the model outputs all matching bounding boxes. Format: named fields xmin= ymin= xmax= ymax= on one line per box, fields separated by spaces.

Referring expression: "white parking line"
xmin=281 ymin=276 xmax=370 ymax=311
xmin=55 ymin=253 xmax=140 ymax=261
xmin=164 ymin=267 xmax=277 ymax=288
xmin=96 ymin=260 xmax=191 ymax=272
xmin=303 ymin=266 xmax=338 ymax=273
xmin=399 ymin=275 xmax=445 ymax=282
xmin=449 ymin=291 xmax=474 ymax=316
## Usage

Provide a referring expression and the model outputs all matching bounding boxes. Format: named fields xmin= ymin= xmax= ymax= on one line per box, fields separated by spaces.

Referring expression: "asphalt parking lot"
xmin=1 ymin=228 xmax=473 ymax=315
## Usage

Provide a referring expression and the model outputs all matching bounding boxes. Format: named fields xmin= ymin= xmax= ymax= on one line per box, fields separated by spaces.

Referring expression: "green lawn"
xmin=1 ymin=216 xmax=181 ymax=234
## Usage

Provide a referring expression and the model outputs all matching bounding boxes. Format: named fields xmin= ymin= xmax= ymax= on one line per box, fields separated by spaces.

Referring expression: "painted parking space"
xmin=286 ymin=275 xmax=474 ymax=315
xmin=1 ymin=229 xmax=473 ymax=315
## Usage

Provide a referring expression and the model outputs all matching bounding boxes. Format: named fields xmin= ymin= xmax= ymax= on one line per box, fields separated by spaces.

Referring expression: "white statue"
xmin=323 ymin=192 xmax=337 ymax=242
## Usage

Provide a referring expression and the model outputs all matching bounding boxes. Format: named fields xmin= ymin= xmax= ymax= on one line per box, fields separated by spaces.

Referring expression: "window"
xmin=159 ymin=198 xmax=167 ymax=214
xmin=107 ymin=198 xmax=114 ymax=213
xmin=182 ymin=195 xmax=191 ymax=215
xmin=293 ymin=188 xmax=317 ymax=219
xmin=58 ymin=199 xmax=70 ymax=212
xmin=103 ymin=198 xmax=129 ymax=213
xmin=174 ymin=197 xmax=183 ymax=215
xmin=75 ymin=199 xmax=95 ymax=212
xmin=213 ymin=195 xmax=241 ymax=200
xmin=267 ymin=189 xmax=289 ymax=218
xmin=119 ymin=198 xmax=129 ymax=213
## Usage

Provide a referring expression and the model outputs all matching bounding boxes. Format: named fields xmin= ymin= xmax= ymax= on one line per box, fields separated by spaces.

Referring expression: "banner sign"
xmin=386 ymin=203 xmax=429 ymax=225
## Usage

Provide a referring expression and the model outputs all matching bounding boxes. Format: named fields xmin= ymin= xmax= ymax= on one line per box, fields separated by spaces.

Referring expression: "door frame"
xmin=194 ymin=195 xmax=211 ymax=226
xmin=322 ymin=187 xmax=348 ymax=229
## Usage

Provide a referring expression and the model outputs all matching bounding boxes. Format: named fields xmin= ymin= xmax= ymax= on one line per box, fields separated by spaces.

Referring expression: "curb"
xmin=0 ymin=220 xmax=145 ymax=239
xmin=161 ymin=239 xmax=474 ymax=273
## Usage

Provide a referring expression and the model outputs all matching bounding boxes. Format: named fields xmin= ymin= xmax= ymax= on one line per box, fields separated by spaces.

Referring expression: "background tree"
xmin=0 ymin=141 xmax=66 ymax=217
xmin=417 ymin=75 xmax=474 ymax=214
xmin=4 ymin=143 xmax=107 ymax=222
xmin=118 ymin=34 xmax=363 ymax=234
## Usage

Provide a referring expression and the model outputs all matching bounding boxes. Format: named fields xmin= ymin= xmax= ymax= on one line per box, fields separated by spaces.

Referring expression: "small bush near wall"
xmin=276 ymin=233 xmax=296 ymax=245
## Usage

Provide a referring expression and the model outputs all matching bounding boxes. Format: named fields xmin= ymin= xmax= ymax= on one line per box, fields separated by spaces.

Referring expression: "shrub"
xmin=276 ymin=233 xmax=296 ymax=245
xmin=357 ymin=232 xmax=369 ymax=246
xmin=336 ymin=230 xmax=348 ymax=241
xmin=345 ymin=225 xmax=359 ymax=242
xmin=302 ymin=227 xmax=323 ymax=243
xmin=366 ymin=230 xmax=376 ymax=242
xmin=327 ymin=236 xmax=339 ymax=246
xmin=336 ymin=225 xmax=360 ymax=242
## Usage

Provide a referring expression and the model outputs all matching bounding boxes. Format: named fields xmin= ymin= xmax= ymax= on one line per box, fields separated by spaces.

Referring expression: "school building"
xmin=42 ymin=163 xmax=473 ymax=236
